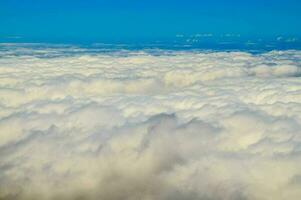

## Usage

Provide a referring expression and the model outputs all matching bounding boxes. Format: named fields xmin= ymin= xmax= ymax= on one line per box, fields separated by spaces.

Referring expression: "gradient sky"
xmin=0 ymin=0 xmax=301 ymax=43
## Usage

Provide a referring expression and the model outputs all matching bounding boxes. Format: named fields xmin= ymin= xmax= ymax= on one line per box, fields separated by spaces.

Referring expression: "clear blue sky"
xmin=1 ymin=0 xmax=301 ymax=43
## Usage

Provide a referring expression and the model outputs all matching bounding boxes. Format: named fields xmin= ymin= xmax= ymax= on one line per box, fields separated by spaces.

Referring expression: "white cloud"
xmin=0 ymin=45 xmax=301 ymax=200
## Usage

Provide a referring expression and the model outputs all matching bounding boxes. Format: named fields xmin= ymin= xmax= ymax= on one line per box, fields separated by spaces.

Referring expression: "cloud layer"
xmin=0 ymin=45 xmax=301 ymax=200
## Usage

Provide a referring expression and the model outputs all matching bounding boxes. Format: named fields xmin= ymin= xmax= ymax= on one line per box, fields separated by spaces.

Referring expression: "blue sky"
xmin=0 ymin=0 xmax=301 ymax=43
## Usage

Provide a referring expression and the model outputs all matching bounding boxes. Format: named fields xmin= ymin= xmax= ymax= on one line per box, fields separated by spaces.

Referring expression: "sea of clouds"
xmin=0 ymin=44 xmax=301 ymax=200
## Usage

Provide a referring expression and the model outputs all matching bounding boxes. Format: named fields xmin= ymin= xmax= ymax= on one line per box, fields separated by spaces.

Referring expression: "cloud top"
xmin=0 ymin=46 xmax=301 ymax=200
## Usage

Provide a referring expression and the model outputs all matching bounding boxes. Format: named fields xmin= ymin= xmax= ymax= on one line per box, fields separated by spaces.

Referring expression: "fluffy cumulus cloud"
xmin=0 ymin=44 xmax=301 ymax=200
